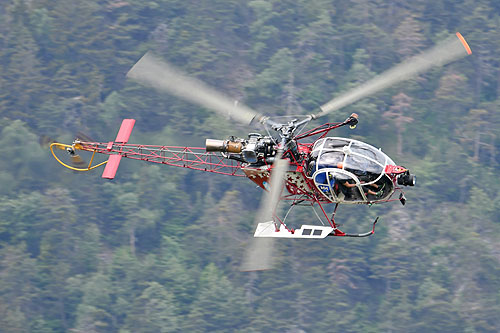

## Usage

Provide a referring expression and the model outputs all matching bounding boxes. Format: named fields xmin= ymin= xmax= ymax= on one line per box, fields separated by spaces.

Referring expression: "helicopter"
xmin=50 ymin=32 xmax=471 ymax=270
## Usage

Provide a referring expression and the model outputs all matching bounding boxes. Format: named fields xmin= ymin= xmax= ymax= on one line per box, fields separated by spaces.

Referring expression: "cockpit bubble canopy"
xmin=308 ymin=138 xmax=395 ymax=203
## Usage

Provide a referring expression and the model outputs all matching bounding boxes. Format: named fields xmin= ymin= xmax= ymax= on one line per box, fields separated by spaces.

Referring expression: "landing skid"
xmin=328 ymin=217 xmax=379 ymax=237
xmin=253 ymin=217 xmax=379 ymax=239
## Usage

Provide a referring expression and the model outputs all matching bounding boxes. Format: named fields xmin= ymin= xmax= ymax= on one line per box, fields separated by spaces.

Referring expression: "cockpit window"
xmin=345 ymin=154 xmax=383 ymax=180
xmin=313 ymin=168 xmax=393 ymax=203
xmin=317 ymin=151 xmax=344 ymax=168
xmin=313 ymin=169 xmax=365 ymax=202
xmin=324 ymin=138 xmax=350 ymax=150
xmin=334 ymin=175 xmax=363 ymax=202
xmin=312 ymin=138 xmax=325 ymax=151
xmin=350 ymin=142 xmax=386 ymax=164
xmin=360 ymin=174 xmax=393 ymax=200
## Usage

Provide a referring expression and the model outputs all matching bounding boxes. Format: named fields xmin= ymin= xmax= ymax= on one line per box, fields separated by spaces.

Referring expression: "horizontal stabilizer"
xmin=115 ymin=119 xmax=136 ymax=143
xmin=254 ymin=222 xmax=333 ymax=239
xmin=102 ymin=154 xmax=122 ymax=179
xmin=101 ymin=119 xmax=136 ymax=179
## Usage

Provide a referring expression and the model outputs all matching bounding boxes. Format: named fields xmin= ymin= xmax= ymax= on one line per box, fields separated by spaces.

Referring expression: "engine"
xmin=206 ymin=133 xmax=276 ymax=164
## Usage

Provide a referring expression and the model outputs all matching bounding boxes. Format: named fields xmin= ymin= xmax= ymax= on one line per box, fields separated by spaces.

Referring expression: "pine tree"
xmin=124 ymin=281 xmax=179 ymax=333
xmin=184 ymin=264 xmax=250 ymax=332
xmin=1 ymin=3 xmax=43 ymax=126
xmin=393 ymin=15 xmax=425 ymax=60
xmin=383 ymin=92 xmax=414 ymax=156
xmin=73 ymin=273 xmax=114 ymax=333
xmin=412 ymin=277 xmax=465 ymax=333
xmin=0 ymin=244 xmax=40 ymax=331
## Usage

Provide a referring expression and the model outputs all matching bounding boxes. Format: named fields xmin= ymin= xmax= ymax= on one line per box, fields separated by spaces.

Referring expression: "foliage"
xmin=0 ymin=0 xmax=499 ymax=332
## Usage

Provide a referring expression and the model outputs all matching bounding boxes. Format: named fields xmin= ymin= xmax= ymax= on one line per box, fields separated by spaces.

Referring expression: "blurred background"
xmin=0 ymin=0 xmax=499 ymax=332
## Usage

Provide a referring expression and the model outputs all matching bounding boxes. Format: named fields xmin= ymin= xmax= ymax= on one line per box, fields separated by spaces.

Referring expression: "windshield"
xmin=344 ymin=154 xmax=383 ymax=181
xmin=350 ymin=142 xmax=386 ymax=164
xmin=317 ymin=151 xmax=344 ymax=168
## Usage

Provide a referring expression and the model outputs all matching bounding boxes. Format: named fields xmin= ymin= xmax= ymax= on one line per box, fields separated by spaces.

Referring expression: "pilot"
xmin=306 ymin=159 xmax=316 ymax=177
xmin=336 ymin=162 xmax=384 ymax=198
xmin=365 ymin=183 xmax=385 ymax=198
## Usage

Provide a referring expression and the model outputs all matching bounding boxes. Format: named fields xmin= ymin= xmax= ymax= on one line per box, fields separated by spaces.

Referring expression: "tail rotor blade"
xmin=240 ymin=151 xmax=289 ymax=271
xmin=39 ymin=135 xmax=59 ymax=149
xmin=127 ymin=52 xmax=263 ymax=125
xmin=316 ymin=32 xmax=472 ymax=118
xmin=70 ymin=154 xmax=87 ymax=168
xmin=75 ymin=131 xmax=95 ymax=143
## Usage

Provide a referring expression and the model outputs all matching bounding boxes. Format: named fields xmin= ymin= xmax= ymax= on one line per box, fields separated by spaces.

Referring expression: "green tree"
xmin=0 ymin=0 xmax=43 ymax=126
xmin=434 ymin=69 xmax=473 ymax=135
xmin=0 ymin=191 xmax=47 ymax=255
xmin=412 ymin=277 xmax=465 ymax=333
xmin=340 ymin=48 xmax=381 ymax=138
xmin=36 ymin=187 xmax=100 ymax=330
xmin=0 ymin=121 xmax=47 ymax=195
xmin=124 ymin=281 xmax=179 ymax=333
xmin=394 ymin=15 xmax=425 ymax=59
xmin=0 ymin=244 xmax=40 ymax=332
xmin=383 ymin=92 xmax=414 ymax=156
xmin=73 ymin=273 xmax=114 ymax=333
xmin=184 ymin=263 xmax=249 ymax=332
xmin=248 ymin=0 xmax=280 ymax=61
xmin=247 ymin=47 xmax=296 ymax=109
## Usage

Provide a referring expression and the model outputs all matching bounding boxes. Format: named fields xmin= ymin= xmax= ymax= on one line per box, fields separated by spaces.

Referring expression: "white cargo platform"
xmin=254 ymin=222 xmax=334 ymax=239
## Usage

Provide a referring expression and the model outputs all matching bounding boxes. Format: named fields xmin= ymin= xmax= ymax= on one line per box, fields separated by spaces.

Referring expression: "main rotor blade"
xmin=241 ymin=151 xmax=289 ymax=271
xmin=316 ymin=32 xmax=472 ymax=118
xmin=127 ymin=52 xmax=262 ymax=125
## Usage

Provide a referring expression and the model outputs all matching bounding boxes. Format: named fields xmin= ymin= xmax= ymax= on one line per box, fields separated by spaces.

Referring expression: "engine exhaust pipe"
xmin=205 ymin=139 xmax=242 ymax=153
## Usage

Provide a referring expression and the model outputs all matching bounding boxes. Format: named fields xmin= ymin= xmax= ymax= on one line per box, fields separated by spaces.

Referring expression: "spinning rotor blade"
xmin=127 ymin=52 xmax=264 ymax=125
xmin=316 ymin=32 xmax=472 ymax=118
xmin=241 ymin=151 xmax=289 ymax=271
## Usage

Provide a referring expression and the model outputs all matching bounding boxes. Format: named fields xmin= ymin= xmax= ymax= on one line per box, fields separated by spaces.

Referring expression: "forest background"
xmin=0 ymin=0 xmax=499 ymax=332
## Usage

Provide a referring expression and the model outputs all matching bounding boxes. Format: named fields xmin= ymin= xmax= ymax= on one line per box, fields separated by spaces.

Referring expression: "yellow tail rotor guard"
xmin=50 ymin=142 xmax=107 ymax=172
